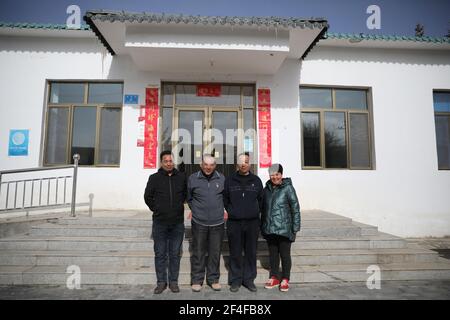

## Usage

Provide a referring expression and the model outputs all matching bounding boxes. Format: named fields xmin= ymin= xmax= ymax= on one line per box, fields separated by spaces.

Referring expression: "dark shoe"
xmin=243 ymin=282 xmax=257 ymax=292
xmin=154 ymin=283 xmax=167 ymax=294
xmin=230 ymin=284 xmax=240 ymax=293
xmin=169 ymin=283 xmax=180 ymax=293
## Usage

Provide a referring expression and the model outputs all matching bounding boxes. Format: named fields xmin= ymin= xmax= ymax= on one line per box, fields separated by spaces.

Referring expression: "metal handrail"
xmin=0 ymin=154 xmax=80 ymax=217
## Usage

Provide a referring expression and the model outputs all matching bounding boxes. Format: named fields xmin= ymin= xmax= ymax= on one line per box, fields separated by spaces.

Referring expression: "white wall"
xmin=1 ymin=34 xmax=449 ymax=237
xmin=297 ymin=46 xmax=450 ymax=237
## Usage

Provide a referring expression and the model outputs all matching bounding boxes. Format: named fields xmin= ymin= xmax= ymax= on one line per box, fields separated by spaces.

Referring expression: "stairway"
xmin=0 ymin=210 xmax=449 ymax=285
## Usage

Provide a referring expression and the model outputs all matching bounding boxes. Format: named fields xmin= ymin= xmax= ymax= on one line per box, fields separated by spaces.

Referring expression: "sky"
xmin=0 ymin=0 xmax=449 ymax=37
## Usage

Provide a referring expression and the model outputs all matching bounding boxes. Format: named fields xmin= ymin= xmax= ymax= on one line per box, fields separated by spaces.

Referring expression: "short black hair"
xmin=238 ymin=152 xmax=250 ymax=158
xmin=268 ymin=163 xmax=283 ymax=175
xmin=160 ymin=150 xmax=173 ymax=161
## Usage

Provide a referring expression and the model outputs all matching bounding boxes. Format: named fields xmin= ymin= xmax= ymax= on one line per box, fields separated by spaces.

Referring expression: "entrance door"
xmin=174 ymin=107 xmax=241 ymax=177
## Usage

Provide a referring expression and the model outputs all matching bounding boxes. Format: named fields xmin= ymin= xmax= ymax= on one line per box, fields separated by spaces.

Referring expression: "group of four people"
xmin=144 ymin=151 xmax=301 ymax=294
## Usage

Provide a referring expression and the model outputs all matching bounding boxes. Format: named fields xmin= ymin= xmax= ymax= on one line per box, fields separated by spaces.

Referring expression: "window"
xmin=433 ymin=91 xmax=450 ymax=169
xmin=300 ymin=86 xmax=373 ymax=169
xmin=44 ymin=82 xmax=123 ymax=166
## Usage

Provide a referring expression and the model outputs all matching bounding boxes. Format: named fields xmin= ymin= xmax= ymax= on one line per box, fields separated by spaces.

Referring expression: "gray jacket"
xmin=187 ymin=170 xmax=225 ymax=226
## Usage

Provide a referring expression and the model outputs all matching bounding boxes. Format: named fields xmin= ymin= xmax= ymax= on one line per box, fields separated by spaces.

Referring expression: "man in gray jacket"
xmin=187 ymin=155 xmax=227 ymax=292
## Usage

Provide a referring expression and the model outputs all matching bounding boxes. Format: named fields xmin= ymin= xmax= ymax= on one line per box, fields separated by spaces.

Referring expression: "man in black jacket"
xmin=224 ymin=153 xmax=263 ymax=292
xmin=144 ymin=150 xmax=187 ymax=294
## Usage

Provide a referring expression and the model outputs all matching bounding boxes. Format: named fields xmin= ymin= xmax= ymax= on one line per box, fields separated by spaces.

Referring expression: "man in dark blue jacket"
xmin=144 ymin=151 xmax=186 ymax=294
xmin=224 ymin=152 xmax=263 ymax=292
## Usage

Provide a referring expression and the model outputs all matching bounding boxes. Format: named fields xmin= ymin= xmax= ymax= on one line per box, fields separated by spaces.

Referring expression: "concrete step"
xmin=30 ymin=223 xmax=369 ymax=238
xmin=0 ymin=247 xmax=438 ymax=267
xmin=58 ymin=216 xmax=355 ymax=228
xmin=1 ymin=262 xmax=450 ymax=285
xmin=0 ymin=234 xmax=406 ymax=251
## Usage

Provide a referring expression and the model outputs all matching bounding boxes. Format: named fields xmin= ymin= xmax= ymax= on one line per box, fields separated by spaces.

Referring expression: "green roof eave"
xmin=0 ymin=22 xmax=90 ymax=31
xmin=325 ymin=32 xmax=450 ymax=44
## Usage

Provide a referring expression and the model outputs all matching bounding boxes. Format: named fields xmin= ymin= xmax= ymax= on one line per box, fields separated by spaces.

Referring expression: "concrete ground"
xmin=0 ymin=280 xmax=449 ymax=300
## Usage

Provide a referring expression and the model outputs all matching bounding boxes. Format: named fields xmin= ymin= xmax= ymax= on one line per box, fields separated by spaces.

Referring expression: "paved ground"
xmin=1 ymin=280 xmax=449 ymax=300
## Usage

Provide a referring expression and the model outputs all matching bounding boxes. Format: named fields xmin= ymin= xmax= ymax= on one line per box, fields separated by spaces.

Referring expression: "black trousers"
xmin=266 ymin=235 xmax=292 ymax=280
xmin=190 ymin=220 xmax=225 ymax=285
xmin=226 ymin=218 xmax=260 ymax=286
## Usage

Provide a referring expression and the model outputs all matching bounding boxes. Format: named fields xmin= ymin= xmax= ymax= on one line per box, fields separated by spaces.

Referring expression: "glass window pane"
xmin=88 ymin=83 xmax=123 ymax=104
xmin=176 ymin=85 xmax=240 ymax=106
xmin=50 ymin=83 xmax=84 ymax=104
xmin=350 ymin=113 xmax=370 ymax=168
xmin=335 ymin=89 xmax=367 ymax=110
xmin=302 ymin=112 xmax=321 ymax=166
xmin=300 ymin=88 xmax=332 ymax=109
xmin=162 ymin=85 xmax=175 ymax=106
xmin=177 ymin=111 xmax=204 ymax=177
xmin=434 ymin=92 xmax=450 ymax=112
xmin=213 ymin=111 xmax=238 ymax=177
xmin=161 ymin=108 xmax=173 ymax=152
xmin=325 ymin=112 xmax=347 ymax=168
xmin=71 ymin=107 xmax=97 ymax=165
xmin=98 ymin=108 xmax=121 ymax=165
xmin=45 ymin=108 xmax=69 ymax=164
xmin=435 ymin=115 xmax=450 ymax=169
xmin=243 ymin=86 xmax=255 ymax=107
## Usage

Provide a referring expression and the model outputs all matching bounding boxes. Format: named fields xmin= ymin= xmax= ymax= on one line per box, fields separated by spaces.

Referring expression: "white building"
xmin=0 ymin=11 xmax=449 ymax=237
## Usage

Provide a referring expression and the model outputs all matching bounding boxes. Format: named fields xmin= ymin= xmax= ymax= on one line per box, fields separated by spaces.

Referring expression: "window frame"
xmin=300 ymin=85 xmax=374 ymax=170
xmin=433 ymin=89 xmax=450 ymax=170
xmin=43 ymin=81 xmax=123 ymax=168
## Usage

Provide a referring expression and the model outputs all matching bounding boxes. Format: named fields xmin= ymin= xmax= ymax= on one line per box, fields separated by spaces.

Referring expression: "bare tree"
xmin=415 ymin=24 xmax=424 ymax=37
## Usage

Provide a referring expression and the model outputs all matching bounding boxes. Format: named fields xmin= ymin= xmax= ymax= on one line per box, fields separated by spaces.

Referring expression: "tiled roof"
xmin=326 ymin=32 xmax=450 ymax=44
xmin=0 ymin=22 xmax=90 ymax=30
xmin=84 ymin=10 xmax=329 ymax=29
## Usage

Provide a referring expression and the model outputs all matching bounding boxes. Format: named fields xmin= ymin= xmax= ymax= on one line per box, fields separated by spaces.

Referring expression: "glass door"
xmin=209 ymin=109 xmax=240 ymax=177
xmin=174 ymin=108 xmax=206 ymax=178
xmin=173 ymin=107 xmax=242 ymax=177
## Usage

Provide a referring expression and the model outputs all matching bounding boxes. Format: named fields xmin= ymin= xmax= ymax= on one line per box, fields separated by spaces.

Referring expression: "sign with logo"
xmin=8 ymin=129 xmax=29 ymax=156
xmin=124 ymin=94 xmax=139 ymax=104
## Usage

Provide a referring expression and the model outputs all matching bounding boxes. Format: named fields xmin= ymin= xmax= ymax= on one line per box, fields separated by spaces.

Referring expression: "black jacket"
xmin=144 ymin=168 xmax=187 ymax=225
xmin=223 ymin=171 xmax=263 ymax=220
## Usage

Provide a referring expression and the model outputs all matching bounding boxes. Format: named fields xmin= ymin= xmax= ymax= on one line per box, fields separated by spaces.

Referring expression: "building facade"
xmin=0 ymin=11 xmax=449 ymax=237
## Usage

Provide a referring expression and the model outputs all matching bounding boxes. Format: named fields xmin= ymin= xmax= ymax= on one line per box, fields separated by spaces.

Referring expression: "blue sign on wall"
xmin=8 ymin=129 xmax=29 ymax=156
xmin=124 ymin=94 xmax=139 ymax=104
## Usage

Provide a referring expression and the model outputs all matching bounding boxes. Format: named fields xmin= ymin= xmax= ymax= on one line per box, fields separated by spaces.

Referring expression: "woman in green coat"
xmin=261 ymin=164 xmax=301 ymax=292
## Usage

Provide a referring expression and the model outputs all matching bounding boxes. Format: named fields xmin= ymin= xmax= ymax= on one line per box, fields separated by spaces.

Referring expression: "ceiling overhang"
xmin=84 ymin=11 xmax=328 ymax=74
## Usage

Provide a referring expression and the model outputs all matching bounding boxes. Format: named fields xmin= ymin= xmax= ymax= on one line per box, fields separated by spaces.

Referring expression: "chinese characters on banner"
xmin=258 ymin=88 xmax=272 ymax=168
xmin=143 ymin=87 xmax=159 ymax=169
xmin=197 ymin=84 xmax=221 ymax=97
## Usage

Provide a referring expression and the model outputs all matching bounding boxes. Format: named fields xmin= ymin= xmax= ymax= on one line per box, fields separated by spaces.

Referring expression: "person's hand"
xmin=224 ymin=210 xmax=228 ymax=221
xmin=187 ymin=211 xmax=192 ymax=220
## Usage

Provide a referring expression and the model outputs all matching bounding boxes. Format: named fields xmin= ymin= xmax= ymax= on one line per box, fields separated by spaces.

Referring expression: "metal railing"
xmin=0 ymin=154 xmax=80 ymax=217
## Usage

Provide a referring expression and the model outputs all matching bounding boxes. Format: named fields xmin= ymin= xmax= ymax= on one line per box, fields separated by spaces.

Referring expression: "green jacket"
xmin=261 ymin=178 xmax=301 ymax=242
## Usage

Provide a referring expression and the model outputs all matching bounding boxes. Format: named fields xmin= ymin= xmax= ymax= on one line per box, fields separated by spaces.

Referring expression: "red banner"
xmin=197 ymin=84 xmax=221 ymax=97
xmin=144 ymin=88 xmax=159 ymax=169
xmin=258 ymin=88 xmax=272 ymax=168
